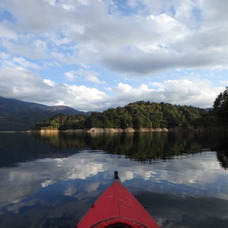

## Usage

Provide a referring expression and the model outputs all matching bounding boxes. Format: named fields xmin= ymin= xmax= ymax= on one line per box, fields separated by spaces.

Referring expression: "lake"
xmin=0 ymin=131 xmax=227 ymax=228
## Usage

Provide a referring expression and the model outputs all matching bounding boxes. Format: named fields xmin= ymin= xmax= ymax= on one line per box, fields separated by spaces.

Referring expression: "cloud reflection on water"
xmin=0 ymin=150 xmax=227 ymax=207
xmin=0 ymin=149 xmax=228 ymax=228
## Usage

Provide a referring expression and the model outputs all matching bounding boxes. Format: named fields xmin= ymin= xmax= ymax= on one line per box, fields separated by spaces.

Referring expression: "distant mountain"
xmin=0 ymin=96 xmax=88 ymax=131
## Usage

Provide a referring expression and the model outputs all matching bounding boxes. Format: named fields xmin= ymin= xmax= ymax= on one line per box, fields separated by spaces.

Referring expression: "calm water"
xmin=0 ymin=132 xmax=227 ymax=228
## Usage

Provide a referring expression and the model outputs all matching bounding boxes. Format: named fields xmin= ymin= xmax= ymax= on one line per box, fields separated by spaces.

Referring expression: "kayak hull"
xmin=77 ymin=178 xmax=159 ymax=228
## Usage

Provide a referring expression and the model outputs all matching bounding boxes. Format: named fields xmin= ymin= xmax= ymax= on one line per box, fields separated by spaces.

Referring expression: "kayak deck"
xmin=77 ymin=172 xmax=159 ymax=228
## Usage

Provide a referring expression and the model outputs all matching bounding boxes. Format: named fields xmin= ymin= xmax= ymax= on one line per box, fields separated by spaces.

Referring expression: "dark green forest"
xmin=33 ymin=101 xmax=206 ymax=130
xmin=212 ymin=87 xmax=228 ymax=118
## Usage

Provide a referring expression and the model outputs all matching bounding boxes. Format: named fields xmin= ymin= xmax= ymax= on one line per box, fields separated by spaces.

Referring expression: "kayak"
xmin=76 ymin=171 xmax=160 ymax=228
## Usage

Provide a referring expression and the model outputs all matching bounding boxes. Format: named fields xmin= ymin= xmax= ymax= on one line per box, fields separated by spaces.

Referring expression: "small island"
xmin=32 ymin=100 xmax=205 ymax=133
xmin=32 ymin=87 xmax=228 ymax=134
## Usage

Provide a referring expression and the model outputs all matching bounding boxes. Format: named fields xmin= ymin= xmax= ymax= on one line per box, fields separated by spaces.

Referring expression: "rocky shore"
xmin=29 ymin=127 xmax=169 ymax=134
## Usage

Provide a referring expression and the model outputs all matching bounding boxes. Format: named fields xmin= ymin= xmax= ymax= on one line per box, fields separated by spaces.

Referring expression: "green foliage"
xmin=33 ymin=114 xmax=86 ymax=130
xmin=213 ymin=87 xmax=228 ymax=117
xmin=33 ymin=101 xmax=204 ymax=130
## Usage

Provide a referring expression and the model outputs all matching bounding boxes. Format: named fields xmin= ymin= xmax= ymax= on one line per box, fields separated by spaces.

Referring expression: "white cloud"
xmin=220 ymin=81 xmax=228 ymax=86
xmin=0 ymin=0 xmax=228 ymax=75
xmin=86 ymin=75 xmax=104 ymax=84
xmin=0 ymin=67 xmax=109 ymax=111
xmin=64 ymin=71 xmax=78 ymax=81
xmin=0 ymin=0 xmax=227 ymax=110
xmin=0 ymin=22 xmax=17 ymax=39
xmin=2 ymin=37 xmax=49 ymax=60
xmin=0 ymin=0 xmax=63 ymax=32
xmin=65 ymin=68 xmax=105 ymax=84
xmin=113 ymin=82 xmax=152 ymax=99
xmin=108 ymin=79 xmax=223 ymax=109
xmin=43 ymin=79 xmax=56 ymax=87
xmin=0 ymin=66 xmax=223 ymax=110
xmin=45 ymin=0 xmax=56 ymax=7
xmin=11 ymin=57 xmax=40 ymax=69
xmin=156 ymin=78 xmax=223 ymax=107
xmin=0 ymin=52 xmax=9 ymax=59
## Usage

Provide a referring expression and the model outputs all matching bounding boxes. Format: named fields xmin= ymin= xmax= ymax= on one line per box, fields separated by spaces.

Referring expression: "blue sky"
xmin=0 ymin=0 xmax=227 ymax=111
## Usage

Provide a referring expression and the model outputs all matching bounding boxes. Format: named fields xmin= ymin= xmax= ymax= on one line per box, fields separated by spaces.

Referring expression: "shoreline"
xmin=0 ymin=130 xmax=28 ymax=134
xmin=30 ymin=127 xmax=170 ymax=134
xmin=0 ymin=127 xmax=170 ymax=134
xmin=2 ymin=125 xmax=228 ymax=134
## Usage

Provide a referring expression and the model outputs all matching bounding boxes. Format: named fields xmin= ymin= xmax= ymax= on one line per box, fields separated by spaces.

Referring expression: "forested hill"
xmin=33 ymin=101 xmax=206 ymax=130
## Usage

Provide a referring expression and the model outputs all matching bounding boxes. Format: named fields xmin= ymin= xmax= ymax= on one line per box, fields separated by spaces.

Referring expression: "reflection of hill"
xmin=32 ymin=133 xmax=91 ymax=150
xmin=32 ymin=132 xmax=228 ymax=169
xmin=2 ymin=132 xmax=228 ymax=169
xmin=0 ymin=133 xmax=81 ymax=167
xmin=32 ymin=132 xmax=205 ymax=161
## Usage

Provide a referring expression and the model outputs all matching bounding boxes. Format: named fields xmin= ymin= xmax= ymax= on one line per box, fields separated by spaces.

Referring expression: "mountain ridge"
xmin=0 ymin=96 xmax=88 ymax=131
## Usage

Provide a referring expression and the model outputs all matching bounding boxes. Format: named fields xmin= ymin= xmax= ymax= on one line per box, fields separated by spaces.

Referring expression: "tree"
xmin=213 ymin=87 xmax=228 ymax=116
xmin=213 ymin=92 xmax=223 ymax=110
xmin=120 ymin=114 xmax=132 ymax=129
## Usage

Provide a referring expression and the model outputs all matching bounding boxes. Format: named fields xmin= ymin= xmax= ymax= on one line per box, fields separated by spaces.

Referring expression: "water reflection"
xmin=1 ymin=132 xmax=228 ymax=169
xmin=0 ymin=133 xmax=81 ymax=167
xmin=32 ymin=131 xmax=228 ymax=168
xmin=0 ymin=132 xmax=228 ymax=228
xmin=1 ymin=151 xmax=226 ymax=203
xmin=0 ymin=151 xmax=228 ymax=227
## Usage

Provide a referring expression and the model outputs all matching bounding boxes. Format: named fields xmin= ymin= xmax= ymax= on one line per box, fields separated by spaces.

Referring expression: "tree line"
xmin=212 ymin=87 xmax=228 ymax=119
xmin=33 ymin=101 xmax=206 ymax=130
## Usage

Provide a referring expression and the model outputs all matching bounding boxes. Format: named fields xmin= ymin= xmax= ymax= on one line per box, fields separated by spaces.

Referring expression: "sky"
xmin=0 ymin=0 xmax=227 ymax=111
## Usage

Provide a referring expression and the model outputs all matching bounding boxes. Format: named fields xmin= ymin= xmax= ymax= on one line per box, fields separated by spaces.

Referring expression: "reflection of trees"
xmin=211 ymin=136 xmax=228 ymax=169
xmin=186 ymin=132 xmax=228 ymax=170
xmin=32 ymin=132 xmax=205 ymax=162
xmin=32 ymin=133 xmax=90 ymax=150
xmin=217 ymin=152 xmax=228 ymax=169
xmin=31 ymin=131 xmax=228 ymax=169
xmin=3 ymin=132 xmax=228 ymax=169
xmin=89 ymin=132 xmax=204 ymax=161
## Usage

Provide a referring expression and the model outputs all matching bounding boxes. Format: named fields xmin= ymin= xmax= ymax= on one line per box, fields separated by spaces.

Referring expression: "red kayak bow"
xmin=76 ymin=171 xmax=160 ymax=228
